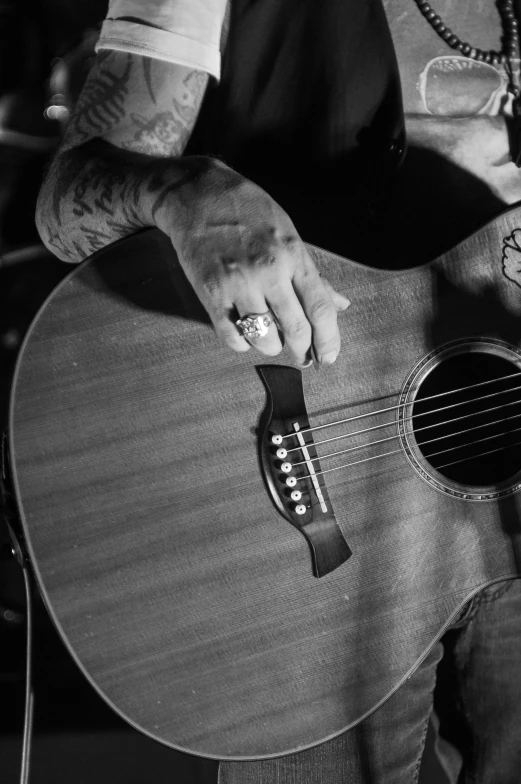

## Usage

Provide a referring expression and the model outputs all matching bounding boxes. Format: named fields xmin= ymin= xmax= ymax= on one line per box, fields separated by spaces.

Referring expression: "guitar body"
xmin=9 ymin=210 xmax=521 ymax=759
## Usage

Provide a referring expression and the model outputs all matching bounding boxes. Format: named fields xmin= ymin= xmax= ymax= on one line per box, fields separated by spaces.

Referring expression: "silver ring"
xmin=236 ymin=311 xmax=273 ymax=339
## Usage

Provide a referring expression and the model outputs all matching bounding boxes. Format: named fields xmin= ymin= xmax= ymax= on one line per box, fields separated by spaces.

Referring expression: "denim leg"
xmin=217 ymin=579 xmax=521 ymax=783
xmin=432 ymin=578 xmax=521 ymax=784
xmin=218 ymin=641 xmax=443 ymax=784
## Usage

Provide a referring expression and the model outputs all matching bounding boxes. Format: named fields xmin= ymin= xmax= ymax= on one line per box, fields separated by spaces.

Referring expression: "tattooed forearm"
xmin=123 ymin=69 xmax=209 ymax=157
xmin=37 ymin=142 xmax=151 ymax=261
xmin=45 ymin=227 xmax=89 ymax=261
xmin=51 ymin=151 xmax=89 ymax=225
xmin=36 ymin=51 xmax=210 ymax=261
xmin=125 ymin=110 xmax=191 ymax=156
xmin=62 ymin=52 xmax=208 ymax=159
xmin=72 ymin=166 xmax=128 ymax=218
xmin=37 ymin=139 xmax=216 ymax=262
xmin=78 ymin=225 xmax=113 ymax=253
xmin=65 ymin=51 xmax=133 ymax=145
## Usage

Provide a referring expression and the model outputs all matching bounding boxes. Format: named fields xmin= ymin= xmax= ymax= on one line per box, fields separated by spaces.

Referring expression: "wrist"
xmin=143 ymin=155 xmax=224 ymax=237
xmin=143 ymin=155 xmax=238 ymax=237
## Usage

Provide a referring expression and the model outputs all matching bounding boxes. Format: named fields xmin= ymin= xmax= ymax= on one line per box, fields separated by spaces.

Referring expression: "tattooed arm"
xmin=36 ymin=51 xmax=210 ymax=261
xmin=36 ymin=50 xmax=347 ymax=366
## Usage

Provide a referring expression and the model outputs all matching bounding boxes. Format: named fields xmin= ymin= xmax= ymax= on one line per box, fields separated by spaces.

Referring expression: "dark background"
xmin=0 ymin=1 xmax=448 ymax=781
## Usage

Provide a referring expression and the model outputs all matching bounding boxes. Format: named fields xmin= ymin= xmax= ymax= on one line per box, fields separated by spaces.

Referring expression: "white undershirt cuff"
xmin=96 ymin=19 xmax=221 ymax=80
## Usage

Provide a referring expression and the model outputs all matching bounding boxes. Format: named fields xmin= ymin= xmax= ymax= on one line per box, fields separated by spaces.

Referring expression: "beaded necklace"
xmin=413 ymin=0 xmax=521 ymax=165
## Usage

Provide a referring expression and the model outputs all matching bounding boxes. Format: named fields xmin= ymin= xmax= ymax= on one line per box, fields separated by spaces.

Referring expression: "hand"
xmin=154 ymin=157 xmax=350 ymax=366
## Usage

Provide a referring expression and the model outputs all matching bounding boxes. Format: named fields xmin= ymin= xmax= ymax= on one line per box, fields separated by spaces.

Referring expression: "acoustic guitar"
xmin=8 ymin=208 xmax=521 ymax=760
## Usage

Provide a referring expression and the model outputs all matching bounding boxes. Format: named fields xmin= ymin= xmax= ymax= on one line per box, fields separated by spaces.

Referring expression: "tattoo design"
xmin=78 ymin=225 xmax=113 ymax=253
xmin=128 ymin=111 xmax=190 ymax=156
xmin=502 ymin=229 xmax=521 ymax=288
xmin=47 ymin=153 xmax=145 ymax=260
xmin=42 ymin=58 xmax=209 ymax=260
xmin=50 ymin=153 xmax=89 ymax=226
xmin=70 ymin=160 xmax=144 ymax=253
xmin=72 ymin=165 xmax=125 ymax=218
xmin=174 ymin=70 xmax=207 ymax=123
xmin=123 ymin=69 xmax=208 ymax=156
xmin=45 ymin=227 xmax=88 ymax=261
xmin=69 ymin=51 xmax=133 ymax=143
xmin=142 ymin=57 xmax=156 ymax=104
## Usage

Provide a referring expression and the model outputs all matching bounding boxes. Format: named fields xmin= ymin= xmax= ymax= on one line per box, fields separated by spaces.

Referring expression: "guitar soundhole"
xmin=412 ymin=351 xmax=521 ymax=487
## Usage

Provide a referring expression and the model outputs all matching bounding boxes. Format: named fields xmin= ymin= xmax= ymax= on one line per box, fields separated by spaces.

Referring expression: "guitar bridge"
xmin=257 ymin=366 xmax=352 ymax=578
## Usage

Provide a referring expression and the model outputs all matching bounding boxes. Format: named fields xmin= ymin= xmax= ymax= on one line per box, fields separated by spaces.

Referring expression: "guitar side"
xmin=8 ymin=211 xmax=521 ymax=759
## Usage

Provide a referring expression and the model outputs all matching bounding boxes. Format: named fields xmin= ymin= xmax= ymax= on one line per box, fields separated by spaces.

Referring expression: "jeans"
xmin=217 ymin=578 xmax=521 ymax=784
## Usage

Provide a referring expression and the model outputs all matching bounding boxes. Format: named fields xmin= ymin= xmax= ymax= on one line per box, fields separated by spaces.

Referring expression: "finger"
xmin=292 ymin=262 xmax=340 ymax=365
xmin=186 ymin=265 xmax=252 ymax=353
xmin=235 ymin=298 xmax=283 ymax=356
xmin=266 ymin=283 xmax=313 ymax=367
xmin=199 ymin=289 xmax=251 ymax=352
xmin=212 ymin=309 xmax=252 ymax=352
xmin=322 ymin=279 xmax=351 ymax=311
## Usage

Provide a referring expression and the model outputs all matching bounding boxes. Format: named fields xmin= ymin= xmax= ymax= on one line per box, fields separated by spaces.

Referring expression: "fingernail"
xmin=299 ymin=348 xmax=313 ymax=368
xmin=297 ymin=351 xmax=313 ymax=369
xmin=321 ymin=351 xmax=338 ymax=365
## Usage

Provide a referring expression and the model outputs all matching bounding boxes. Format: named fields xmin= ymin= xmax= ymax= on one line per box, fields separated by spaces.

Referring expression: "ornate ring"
xmin=236 ymin=311 xmax=273 ymax=339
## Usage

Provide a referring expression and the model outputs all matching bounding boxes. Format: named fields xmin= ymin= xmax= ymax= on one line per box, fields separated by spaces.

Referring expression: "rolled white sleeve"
xmin=95 ymin=0 xmax=228 ymax=80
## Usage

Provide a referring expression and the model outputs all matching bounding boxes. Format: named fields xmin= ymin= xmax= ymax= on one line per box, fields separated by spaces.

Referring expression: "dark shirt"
xmin=186 ymin=0 xmax=406 ymax=263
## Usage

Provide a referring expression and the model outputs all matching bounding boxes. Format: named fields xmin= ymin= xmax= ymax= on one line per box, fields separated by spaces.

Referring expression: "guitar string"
xmin=284 ymin=380 xmax=521 ymax=457
xmin=435 ymin=440 xmax=521 ymax=472
xmin=285 ymin=384 xmax=521 ymax=454
xmin=290 ymin=402 xmax=521 ymax=468
xmin=403 ymin=422 xmax=521 ymax=465
xmin=279 ymin=369 xmax=521 ymax=441
xmin=296 ymin=423 xmax=521 ymax=482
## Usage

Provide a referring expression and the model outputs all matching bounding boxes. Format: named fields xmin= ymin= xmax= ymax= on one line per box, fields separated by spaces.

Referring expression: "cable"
xmin=19 ymin=563 xmax=34 ymax=784
xmin=1 ymin=431 xmax=34 ymax=784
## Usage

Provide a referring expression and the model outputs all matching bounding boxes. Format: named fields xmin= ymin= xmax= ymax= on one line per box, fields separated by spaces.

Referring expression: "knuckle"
xmin=308 ymin=297 xmax=335 ymax=323
xmin=281 ymin=233 xmax=299 ymax=254
xmin=220 ymin=255 xmax=240 ymax=272
xmin=200 ymin=269 xmax=224 ymax=300
xmin=249 ymin=251 xmax=277 ymax=268
xmin=247 ymin=232 xmax=280 ymax=268
xmin=245 ymin=226 xmax=299 ymax=269
xmin=284 ymin=318 xmax=311 ymax=342
xmin=297 ymin=258 xmax=319 ymax=281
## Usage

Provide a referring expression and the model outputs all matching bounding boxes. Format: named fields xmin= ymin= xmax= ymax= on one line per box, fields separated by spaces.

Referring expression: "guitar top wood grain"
xmin=9 ymin=210 xmax=521 ymax=759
